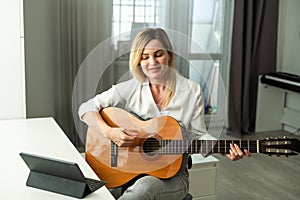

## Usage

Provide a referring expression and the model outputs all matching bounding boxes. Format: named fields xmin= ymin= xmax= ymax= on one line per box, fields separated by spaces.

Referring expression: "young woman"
xmin=78 ymin=28 xmax=250 ymax=200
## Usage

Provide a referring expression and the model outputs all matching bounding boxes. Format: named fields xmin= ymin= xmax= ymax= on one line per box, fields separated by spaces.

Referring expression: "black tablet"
xmin=20 ymin=152 xmax=106 ymax=198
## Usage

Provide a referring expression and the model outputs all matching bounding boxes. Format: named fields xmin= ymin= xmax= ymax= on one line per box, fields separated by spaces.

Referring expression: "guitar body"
xmin=86 ymin=107 xmax=183 ymax=188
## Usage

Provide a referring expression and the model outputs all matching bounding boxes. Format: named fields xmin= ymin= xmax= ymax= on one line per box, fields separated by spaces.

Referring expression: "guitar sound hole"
xmin=143 ymin=138 xmax=160 ymax=156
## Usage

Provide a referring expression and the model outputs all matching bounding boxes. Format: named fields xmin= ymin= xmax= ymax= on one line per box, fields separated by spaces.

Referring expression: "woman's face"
xmin=139 ymin=39 xmax=170 ymax=82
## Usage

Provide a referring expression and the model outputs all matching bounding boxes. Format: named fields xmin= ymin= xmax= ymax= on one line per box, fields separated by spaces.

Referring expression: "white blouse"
xmin=78 ymin=73 xmax=207 ymax=139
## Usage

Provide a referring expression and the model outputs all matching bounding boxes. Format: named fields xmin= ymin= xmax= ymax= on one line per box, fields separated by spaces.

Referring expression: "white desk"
xmin=0 ymin=117 xmax=115 ymax=200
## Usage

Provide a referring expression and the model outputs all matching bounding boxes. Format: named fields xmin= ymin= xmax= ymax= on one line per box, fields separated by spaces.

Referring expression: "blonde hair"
xmin=129 ymin=28 xmax=176 ymax=106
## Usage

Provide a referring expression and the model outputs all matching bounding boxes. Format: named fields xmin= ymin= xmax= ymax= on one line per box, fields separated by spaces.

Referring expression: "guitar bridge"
xmin=111 ymin=142 xmax=118 ymax=167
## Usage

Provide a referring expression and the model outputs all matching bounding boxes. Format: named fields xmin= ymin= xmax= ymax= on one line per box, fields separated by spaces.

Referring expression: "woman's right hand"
xmin=81 ymin=111 xmax=138 ymax=147
xmin=107 ymin=127 xmax=138 ymax=147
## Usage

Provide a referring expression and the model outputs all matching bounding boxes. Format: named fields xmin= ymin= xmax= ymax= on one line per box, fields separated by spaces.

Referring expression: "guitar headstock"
xmin=259 ymin=136 xmax=300 ymax=157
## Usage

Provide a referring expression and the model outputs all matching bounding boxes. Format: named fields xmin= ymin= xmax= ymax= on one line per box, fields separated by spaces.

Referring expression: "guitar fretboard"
xmin=147 ymin=139 xmax=259 ymax=155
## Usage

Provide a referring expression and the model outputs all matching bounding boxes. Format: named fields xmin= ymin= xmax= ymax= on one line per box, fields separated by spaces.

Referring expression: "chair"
xmin=183 ymin=193 xmax=193 ymax=200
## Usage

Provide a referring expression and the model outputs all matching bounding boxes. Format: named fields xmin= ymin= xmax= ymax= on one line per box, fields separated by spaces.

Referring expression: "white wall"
xmin=277 ymin=0 xmax=300 ymax=75
xmin=0 ymin=0 xmax=26 ymax=119
xmin=277 ymin=0 xmax=300 ymax=132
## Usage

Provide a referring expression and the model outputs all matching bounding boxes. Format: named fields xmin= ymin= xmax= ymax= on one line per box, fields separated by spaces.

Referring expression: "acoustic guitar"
xmin=85 ymin=107 xmax=300 ymax=188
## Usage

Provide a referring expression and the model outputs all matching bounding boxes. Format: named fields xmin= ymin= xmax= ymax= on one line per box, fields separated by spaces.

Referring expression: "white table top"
xmin=0 ymin=117 xmax=115 ymax=200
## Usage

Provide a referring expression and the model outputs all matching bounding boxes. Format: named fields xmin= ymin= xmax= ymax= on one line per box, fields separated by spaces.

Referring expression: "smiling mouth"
xmin=148 ymin=66 xmax=161 ymax=71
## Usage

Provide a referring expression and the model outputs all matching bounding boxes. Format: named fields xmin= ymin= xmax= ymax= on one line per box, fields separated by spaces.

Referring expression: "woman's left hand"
xmin=226 ymin=143 xmax=251 ymax=161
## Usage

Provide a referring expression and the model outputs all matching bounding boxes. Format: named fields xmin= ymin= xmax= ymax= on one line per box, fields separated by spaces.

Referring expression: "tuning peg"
xmin=283 ymin=136 xmax=287 ymax=139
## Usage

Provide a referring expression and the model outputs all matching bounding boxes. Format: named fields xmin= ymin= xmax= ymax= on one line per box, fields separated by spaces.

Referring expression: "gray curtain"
xmin=55 ymin=0 xmax=112 ymax=147
xmin=228 ymin=0 xmax=279 ymax=135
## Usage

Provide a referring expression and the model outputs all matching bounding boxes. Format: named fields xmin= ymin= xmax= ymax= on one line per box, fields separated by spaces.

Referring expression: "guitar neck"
xmin=155 ymin=139 xmax=259 ymax=155
xmin=188 ymin=139 xmax=258 ymax=155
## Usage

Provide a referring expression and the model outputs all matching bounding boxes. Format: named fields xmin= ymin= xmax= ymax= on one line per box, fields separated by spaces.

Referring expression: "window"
xmin=190 ymin=0 xmax=224 ymax=54
xmin=112 ymin=0 xmax=162 ymax=47
xmin=188 ymin=0 xmax=229 ymax=120
xmin=112 ymin=0 xmax=232 ymax=121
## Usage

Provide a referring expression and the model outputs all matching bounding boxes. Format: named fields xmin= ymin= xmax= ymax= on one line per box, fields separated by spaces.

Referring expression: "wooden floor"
xmin=214 ymin=131 xmax=300 ymax=200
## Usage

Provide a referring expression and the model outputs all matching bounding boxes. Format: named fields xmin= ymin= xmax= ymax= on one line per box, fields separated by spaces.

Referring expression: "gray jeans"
xmin=110 ymin=168 xmax=189 ymax=200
